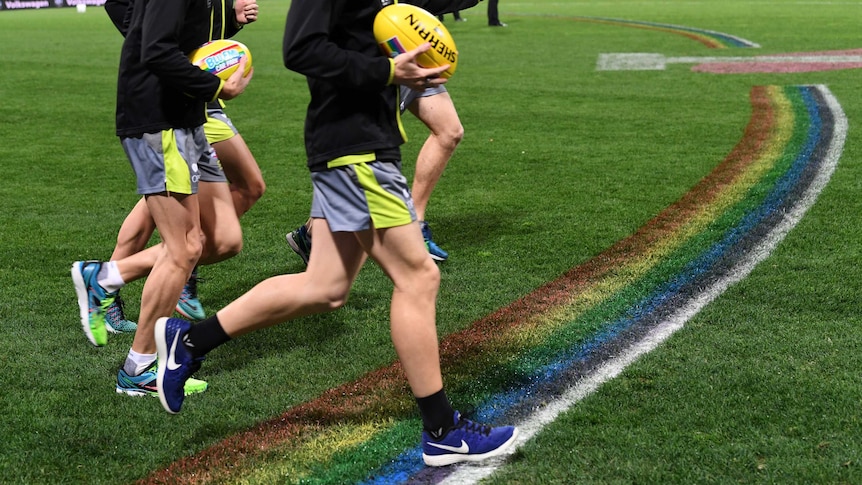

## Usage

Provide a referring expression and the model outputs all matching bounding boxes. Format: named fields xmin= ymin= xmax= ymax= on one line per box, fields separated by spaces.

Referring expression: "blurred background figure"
xmin=488 ymin=0 xmax=506 ymax=26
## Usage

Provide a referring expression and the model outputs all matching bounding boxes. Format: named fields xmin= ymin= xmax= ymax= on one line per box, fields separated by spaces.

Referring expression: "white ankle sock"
xmin=124 ymin=350 xmax=157 ymax=376
xmin=97 ymin=261 xmax=126 ymax=294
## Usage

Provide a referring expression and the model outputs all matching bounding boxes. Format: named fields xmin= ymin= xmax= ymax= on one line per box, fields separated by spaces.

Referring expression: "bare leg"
xmin=111 ymin=134 xmax=261 ymax=263
xmin=217 ymin=218 xmax=366 ymax=336
xmin=112 ymin=197 xmax=156 ymax=260
xmin=197 ymin=180 xmax=243 ymax=265
xmin=361 ymin=222 xmax=443 ymax=397
xmin=132 ymin=193 xmax=202 ymax=354
xmin=407 ymin=91 xmax=463 ymax=221
xmin=109 ymin=181 xmax=241 ymax=282
xmin=214 ymin=134 xmax=265 ymax=217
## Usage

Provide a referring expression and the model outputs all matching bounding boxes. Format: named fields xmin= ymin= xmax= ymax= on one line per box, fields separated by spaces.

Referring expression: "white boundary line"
xmin=597 ymin=53 xmax=862 ymax=71
xmin=438 ymin=85 xmax=846 ymax=485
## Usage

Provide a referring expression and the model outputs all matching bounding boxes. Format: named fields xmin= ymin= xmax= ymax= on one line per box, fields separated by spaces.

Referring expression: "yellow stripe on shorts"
xmin=204 ymin=114 xmax=235 ymax=145
xmin=162 ymin=129 xmax=193 ymax=194
xmin=354 ymin=162 xmax=413 ymax=229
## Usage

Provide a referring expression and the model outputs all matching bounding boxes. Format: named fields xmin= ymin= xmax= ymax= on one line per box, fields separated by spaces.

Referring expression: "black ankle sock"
xmin=416 ymin=388 xmax=456 ymax=440
xmin=182 ymin=314 xmax=231 ymax=359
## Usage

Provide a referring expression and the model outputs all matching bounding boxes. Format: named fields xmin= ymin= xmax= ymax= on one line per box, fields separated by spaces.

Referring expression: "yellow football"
xmin=373 ymin=4 xmax=458 ymax=79
xmin=188 ymin=39 xmax=252 ymax=81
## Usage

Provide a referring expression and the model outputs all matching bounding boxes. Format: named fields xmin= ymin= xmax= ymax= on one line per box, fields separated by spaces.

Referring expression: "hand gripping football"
xmin=373 ymin=4 xmax=458 ymax=79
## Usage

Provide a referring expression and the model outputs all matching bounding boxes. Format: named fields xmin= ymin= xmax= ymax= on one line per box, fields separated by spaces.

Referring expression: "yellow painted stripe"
xmin=233 ymin=420 xmax=391 ymax=483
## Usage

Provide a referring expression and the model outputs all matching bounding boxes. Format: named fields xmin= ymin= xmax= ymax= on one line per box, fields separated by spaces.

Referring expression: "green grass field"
xmin=3 ymin=0 xmax=862 ymax=483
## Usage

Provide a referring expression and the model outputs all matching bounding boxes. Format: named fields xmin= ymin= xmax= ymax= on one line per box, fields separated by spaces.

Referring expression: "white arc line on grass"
xmin=597 ymin=52 xmax=862 ymax=70
xmin=437 ymin=85 xmax=846 ymax=485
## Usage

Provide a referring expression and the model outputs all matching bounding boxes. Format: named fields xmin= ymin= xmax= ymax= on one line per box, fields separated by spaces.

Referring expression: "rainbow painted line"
xmin=571 ymin=16 xmax=760 ymax=49
xmin=142 ymin=85 xmax=844 ymax=484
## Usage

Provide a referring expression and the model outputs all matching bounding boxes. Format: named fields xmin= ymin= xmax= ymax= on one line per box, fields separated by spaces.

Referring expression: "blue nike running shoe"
xmin=422 ymin=411 xmax=518 ymax=467
xmin=156 ymin=317 xmax=204 ymax=413
xmin=420 ymin=221 xmax=449 ymax=262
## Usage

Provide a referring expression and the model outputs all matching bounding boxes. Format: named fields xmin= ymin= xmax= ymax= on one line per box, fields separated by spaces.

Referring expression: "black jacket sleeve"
xmin=105 ymin=0 xmax=133 ymax=36
xmin=283 ymin=0 xmax=392 ymax=91
xmin=220 ymin=0 xmax=244 ymax=40
xmin=141 ymin=0 xmax=221 ymax=101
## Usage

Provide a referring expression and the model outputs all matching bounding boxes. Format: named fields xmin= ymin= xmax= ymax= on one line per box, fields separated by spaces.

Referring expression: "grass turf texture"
xmin=2 ymin=0 xmax=862 ymax=483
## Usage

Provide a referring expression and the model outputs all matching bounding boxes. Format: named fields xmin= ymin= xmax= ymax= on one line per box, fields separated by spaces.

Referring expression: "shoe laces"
xmin=183 ymin=274 xmax=203 ymax=299
xmin=297 ymin=226 xmax=311 ymax=247
xmin=454 ymin=416 xmax=492 ymax=436
xmin=106 ymin=293 xmax=128 ymax=322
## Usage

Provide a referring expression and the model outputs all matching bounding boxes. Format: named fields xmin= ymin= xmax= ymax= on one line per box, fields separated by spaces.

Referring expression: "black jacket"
xmin=283 ymin=0 xmax=404 ymax=170
xmin=403 ymin=0 xmax=480 ymax=15
xmin=282 ymin=0 xmax=479 ymax=170
xmin=114 ymin=0 xmax=224 ymax=137
xmin=106 ymin=0 xmax=242 ymax=39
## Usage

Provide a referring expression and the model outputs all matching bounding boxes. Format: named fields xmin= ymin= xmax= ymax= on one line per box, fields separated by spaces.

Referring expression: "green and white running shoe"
xmin=71 ymin=260 xmax=109 ymax=346
xmin=116 ymin=362 xmax=207 ymax=397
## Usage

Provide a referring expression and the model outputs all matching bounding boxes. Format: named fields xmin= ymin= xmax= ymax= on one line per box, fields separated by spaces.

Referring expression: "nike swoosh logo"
xmin=427 ymin=440 xmax=469 ymax=454
xmin=167 ymin=329 xmax=182 ymax=370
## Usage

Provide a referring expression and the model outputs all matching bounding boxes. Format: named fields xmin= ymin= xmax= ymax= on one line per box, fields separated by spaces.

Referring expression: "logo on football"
xmin=189 ymin=39 xmax=252 ymax=81
xmin=373 ymin=4 xmax=458 ymax=79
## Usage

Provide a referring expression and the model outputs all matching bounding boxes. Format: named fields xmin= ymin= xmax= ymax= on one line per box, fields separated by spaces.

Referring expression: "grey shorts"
xmin=204 ymin=108 xmax=239 ymax=145
xmin=121 ymin=126 xmax=226 ymax=195
xmin=310 ymin=159 xmax=416 ymax=232
xmin=199 ymin=145 xmax=228 ymax=184
xmin=399 ymin=84 xmax=447 ymax=114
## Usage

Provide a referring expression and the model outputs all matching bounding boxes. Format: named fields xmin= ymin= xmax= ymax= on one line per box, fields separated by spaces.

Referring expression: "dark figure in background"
xmin=438 ymin=10 xmax=464 ymax=21
xmin=488 ymin=0 xmax=506 ymax=27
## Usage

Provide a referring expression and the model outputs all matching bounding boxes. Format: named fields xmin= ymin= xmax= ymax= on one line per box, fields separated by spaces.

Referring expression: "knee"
xmin=325 ymin=286 xmax=350 ymax=311
xmin=241 ymin=177 xmax=266 ymax=205
xmin=439 ymin=123 xmax=464 ymax=151
xmin=217 ymin=238 xmax=243 ymax=259
xmin=413 ymin=258 xmax=441 ymax=295
xmin=175 ymin=234 xmax=203 ymax=270
xmin=190 ymin=232 xmax=204 ymax=258
xmin=315 ymin=285 xmax=352 ymax=312
xmin=424 ymin=259 xmax=441 ymax=289
xmin=209 ymin=234 xmax=243 ymax=261
xmin=199 ymin=228 xmax=243 ymax=263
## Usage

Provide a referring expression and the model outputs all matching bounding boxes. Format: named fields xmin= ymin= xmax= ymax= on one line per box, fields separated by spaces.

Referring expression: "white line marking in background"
xmin=597 ymin=53 xmax=862 ymax=70
xmin=437 ymin=85 xmax=846 ymax=485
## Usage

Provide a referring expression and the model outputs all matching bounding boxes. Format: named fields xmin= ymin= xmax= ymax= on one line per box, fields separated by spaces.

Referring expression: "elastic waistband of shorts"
xmin=327 ymin=152 xmax=377 ymax=169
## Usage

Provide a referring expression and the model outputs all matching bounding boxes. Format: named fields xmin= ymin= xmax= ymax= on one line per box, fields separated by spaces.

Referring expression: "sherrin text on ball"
xmin=373 ymin=4 xmax=458 ymax=78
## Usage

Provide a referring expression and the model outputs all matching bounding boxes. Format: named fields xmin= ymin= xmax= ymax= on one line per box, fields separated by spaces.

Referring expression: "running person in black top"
xmin=94 ymin=0 xmax=263 ymax=331
xmin=285 ymin=0 xmax=481 ymax=263
xmin=72 ymin=0 xmax=252 ymax=395
xmin=156 ymin=0 xmax=518 ymax=467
